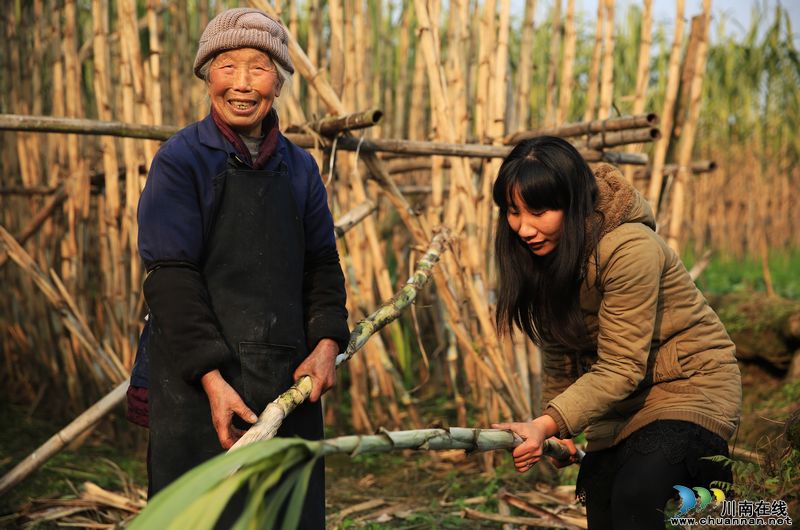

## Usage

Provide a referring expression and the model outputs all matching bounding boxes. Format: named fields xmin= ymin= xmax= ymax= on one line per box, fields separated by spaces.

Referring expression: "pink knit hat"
xmin=193 ymin=7 xmax=294 ymax=79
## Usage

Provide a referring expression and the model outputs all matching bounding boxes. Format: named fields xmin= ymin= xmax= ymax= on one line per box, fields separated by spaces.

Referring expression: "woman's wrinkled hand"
xmin=293 ymin=338 xmax=339 ymax=402
xmin=492 ymin=415 xmax=559 ymax=473
xmin=200 ymin=369 xmax=258 ymax=450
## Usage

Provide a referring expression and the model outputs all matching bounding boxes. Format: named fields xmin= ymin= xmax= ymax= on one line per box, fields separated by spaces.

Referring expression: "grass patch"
xmin=684 ymin=248 xmax=800 ymax=299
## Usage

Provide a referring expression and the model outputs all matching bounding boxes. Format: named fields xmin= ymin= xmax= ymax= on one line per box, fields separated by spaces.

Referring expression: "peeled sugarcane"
xmin=230 ymin=229 xmax=453 ymax=450
xmin=129 ymin=428 xmax=577 ymax=530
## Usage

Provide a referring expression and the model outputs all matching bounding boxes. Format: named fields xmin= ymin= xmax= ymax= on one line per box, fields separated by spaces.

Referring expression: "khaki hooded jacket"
xmin=542 ymin=164 xmax=742 ymax=452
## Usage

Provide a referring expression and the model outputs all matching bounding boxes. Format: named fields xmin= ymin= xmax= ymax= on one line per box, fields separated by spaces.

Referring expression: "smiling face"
xmin=206 ymin=48 xmax=282 ymax=136
xmin=506 ymin=187 xmax=565 ymax=256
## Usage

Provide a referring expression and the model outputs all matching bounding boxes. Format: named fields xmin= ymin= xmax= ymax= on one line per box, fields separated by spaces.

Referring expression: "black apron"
xmin=147 ymin=154 xmax=325 ymax=529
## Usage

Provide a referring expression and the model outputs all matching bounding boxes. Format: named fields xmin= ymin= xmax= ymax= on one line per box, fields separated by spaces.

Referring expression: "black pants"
xmin=576 ymin=420 xmax=732 ymax=530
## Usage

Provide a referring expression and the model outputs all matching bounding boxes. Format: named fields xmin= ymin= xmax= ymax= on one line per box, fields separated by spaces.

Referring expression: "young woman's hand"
xmin=293 ymin=338 xmax=339 ymax=402
xmin=548 ymin=438 xmax=579 ymax=468
xmin=200 ymin=369 xmax=258 ymax=449
xmin=492 ymin=415 xmax=559 ymax=473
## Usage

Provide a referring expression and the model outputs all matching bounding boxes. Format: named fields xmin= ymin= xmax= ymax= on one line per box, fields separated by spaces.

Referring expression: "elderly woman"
xmin=133 ymin=8 xmax=349 ymax=527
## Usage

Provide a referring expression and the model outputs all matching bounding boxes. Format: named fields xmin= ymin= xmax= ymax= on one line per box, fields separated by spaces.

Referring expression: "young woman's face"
xmin=507 ymin=188 xmax=565 ymax=256
xmin=206 ymin=48 xmax=282 ymax=137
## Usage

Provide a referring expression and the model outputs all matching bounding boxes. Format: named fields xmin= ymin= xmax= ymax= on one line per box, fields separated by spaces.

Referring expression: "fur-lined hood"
xmin=592 ymin=162 xmax=655 ymax=240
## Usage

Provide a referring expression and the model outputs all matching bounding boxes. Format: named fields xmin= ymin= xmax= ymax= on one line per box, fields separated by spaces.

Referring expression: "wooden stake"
xmin=648 ymin=0 xmax=685 ymax=213
xmin=667 ymin=2 xmax=711 ymax=253
xmin=0 ymin=379 xmax=129 ymax=497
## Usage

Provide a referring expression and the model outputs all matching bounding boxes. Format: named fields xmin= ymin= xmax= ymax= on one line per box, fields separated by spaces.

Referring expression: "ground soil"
xmin=1 ymin=360 xmax=798 ymax=529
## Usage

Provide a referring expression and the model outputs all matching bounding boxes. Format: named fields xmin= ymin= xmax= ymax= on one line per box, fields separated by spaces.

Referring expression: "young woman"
xmin=491 ymin=136 xmax=741 ymax=529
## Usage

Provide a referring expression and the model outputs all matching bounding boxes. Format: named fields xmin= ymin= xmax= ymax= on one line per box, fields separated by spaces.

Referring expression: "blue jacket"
xmin=132 ymin=114 xmax=349 ymax=387
xmin=139 ymin=114 xmax=336 ymax=266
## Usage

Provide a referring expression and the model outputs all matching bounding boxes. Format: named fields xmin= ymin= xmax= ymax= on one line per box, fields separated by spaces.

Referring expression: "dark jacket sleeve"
xmin=301 ymin=157 xmax=350 ymax=352
xmin=138 ymin=143 xmax=233 ymax=382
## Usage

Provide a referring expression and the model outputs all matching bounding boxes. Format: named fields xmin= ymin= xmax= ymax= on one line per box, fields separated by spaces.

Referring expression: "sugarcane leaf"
xmin=163 ymin=468 xmax=252 ymax=530
xmin=280 ymin=457 xmax=319 ymax=530
xmin=128 ymin=438 xmax=313 ymax=530
xmin=257 ymin=465 xmax=305 ymax=528
xmin=230 ymin=448 xmax=309 ymax=530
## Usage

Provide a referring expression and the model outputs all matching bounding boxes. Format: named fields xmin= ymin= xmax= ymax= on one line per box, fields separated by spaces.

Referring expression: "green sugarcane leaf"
xmin=164 ymin=468 xmax=252 ymax=530
xmin=231 ymin=448 xmax=310 ymax=530
xmin=258 ymin=465 xmax=305 ymax=528
xmin=128 ymin=438 xmax=313 ymax=530
xmin=280 ymin=457 xmax=319 ymax=530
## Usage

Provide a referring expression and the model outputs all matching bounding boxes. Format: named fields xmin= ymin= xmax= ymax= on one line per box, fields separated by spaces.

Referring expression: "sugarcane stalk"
xmin=230 ymin=229 xmax=453 ymax=450
xmin=129 ymin=426 xmax=580 ymax=530
xmin=315 ymin=428 xmax=575 ymax=462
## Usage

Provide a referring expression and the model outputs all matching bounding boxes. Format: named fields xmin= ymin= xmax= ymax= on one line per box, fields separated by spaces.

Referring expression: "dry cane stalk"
xmin=597 ymin=0 xmax=616 ymax=120
xmin=544 ymin=0 xmax=561 ymax=127
xmin=513 ymin=0 xmax=537 ymax=132
xmin=647 ymin=0 xmax=685 ymax=212
xmin=230 ymin=230 xmax=453 ymax=450
xmin=666 ymin=0 xmax=711 ymax=253
xmin=556 ymin=0 xmax=577 ymax=126
xmin=0 ymin=379 xmax=129 ymax=496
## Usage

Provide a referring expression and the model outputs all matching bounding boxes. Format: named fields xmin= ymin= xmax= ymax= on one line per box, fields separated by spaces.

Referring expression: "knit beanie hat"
xmin=193 ymin=7 xmax=294 ymax=79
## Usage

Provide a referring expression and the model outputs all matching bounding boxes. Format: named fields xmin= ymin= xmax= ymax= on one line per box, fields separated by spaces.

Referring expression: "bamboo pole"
xmin=306 ymin=0 xmax=320 ymax=118
xmin=647 ymin=0 xmax=685 ymax=212
xmin=544 ymin=0 xmax=562 ymax=127
xmin=667 ymin=1 xmax=711 ymax=253
xmin=597 ymin=0 xmax=616 ymax=120
xmin=633 ymin=160 xmax=717 ymax=181
xmin=556 ymin=0 xmax=576 ymax=126
xmin=333 ymin=200 xmax=377 ymax=238
xmin=474 ymin=0 xmax=497 ymax=140
xmin=0 ymin=379 xmax=129 ymax=497
xmin=576 ymin=127 xmax=660 ymax=149
xmin=288 ymin=108 xmax=383 ymax=136
xmin=506 ymin=112 xmax=658 ymax=143
xmin=230 ymin=230 xmax=453 ymax=449
xmin=622 ymin=0 xmax=652 ymax=182
xmin=445 ymin=0 xmax=469 ymax=142
xmin=0 ymin=113 xmax=649 ymax=164
xmin=513 ymin=0 xmax=537 ymax=132
xmin=328 ymin=0 xmax=345 ymax=99
xmin=583 ymin=0 xmax=605 ymax=121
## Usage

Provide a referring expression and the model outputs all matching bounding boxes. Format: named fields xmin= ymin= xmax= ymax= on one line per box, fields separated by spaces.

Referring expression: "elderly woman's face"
xmin=207 ymin=48 xmax=282 ymax=136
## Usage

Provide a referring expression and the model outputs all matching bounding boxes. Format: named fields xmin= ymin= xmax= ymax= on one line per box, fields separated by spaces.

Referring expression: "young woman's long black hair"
xmin=493 ymin=136 xmax=600 ymax=350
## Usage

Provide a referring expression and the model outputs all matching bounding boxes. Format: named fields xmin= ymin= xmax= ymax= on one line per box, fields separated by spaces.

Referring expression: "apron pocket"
xmin=238 ymin=341 xmax=297 ymax=413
